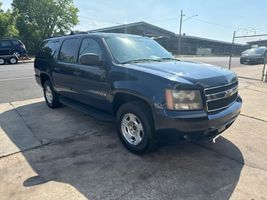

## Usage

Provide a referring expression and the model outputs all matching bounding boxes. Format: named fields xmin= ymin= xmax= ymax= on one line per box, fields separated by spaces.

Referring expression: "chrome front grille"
xmin=204 ymin=81 xmax=238 ymax=112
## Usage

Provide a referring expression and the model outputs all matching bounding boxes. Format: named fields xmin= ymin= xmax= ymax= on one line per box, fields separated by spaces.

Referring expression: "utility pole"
xmin=177 ymin=10 xmax=198 ymax=56
xmin=228 ymin=31 xmax=236 ymax=70
xmin=178 ymin=10 xmax=184 ymax=55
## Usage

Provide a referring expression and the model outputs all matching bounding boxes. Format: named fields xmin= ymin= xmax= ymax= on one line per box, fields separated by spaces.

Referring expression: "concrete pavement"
xmin=0 ymin=77 xmax=267 ymax=199
xmin=180 ymin=56 xmax=266 ymax=81
xmin=1 ymin=57 xmax=267 ymax=199
xmin=0 ymin=62 xmax=42 ymax=103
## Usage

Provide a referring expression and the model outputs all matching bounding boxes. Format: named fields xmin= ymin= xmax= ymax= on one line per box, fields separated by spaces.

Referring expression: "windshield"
xmin=246 ymin=48 xmax=266 ymax=55
xmin=105 ymin=36 xmax=173 ymax=63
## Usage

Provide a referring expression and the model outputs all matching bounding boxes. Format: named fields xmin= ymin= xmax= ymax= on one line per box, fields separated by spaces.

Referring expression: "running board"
xmin=59 ymin=97 xmax=114 ymax=122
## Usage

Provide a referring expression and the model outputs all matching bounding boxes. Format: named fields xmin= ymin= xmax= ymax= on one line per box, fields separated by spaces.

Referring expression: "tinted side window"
xmin=37 ymin=40 xmax=60 ymax=59
xmin=45 ymin=40 xmax=60 ymax=55
xmin=0 ymin=40 xmax=12 ymax=47
xmin=59 ymin=38 xmax=79 ymax=63
xmin=11 ymin=40 xmax=21 ymax=45
xmin=79 ymin=38 xmax=103 ymax=60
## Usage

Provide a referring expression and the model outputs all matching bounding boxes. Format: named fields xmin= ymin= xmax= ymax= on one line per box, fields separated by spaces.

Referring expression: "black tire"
xmin=43 ymin=80 xmax=61 ymax=108
xmin=116 ymin=101 xmax=158 ymax=154
xmin=0 ymin=58 xmax=5 ymax=65
xmin=8 ymin=57 xmax=18 ymax=64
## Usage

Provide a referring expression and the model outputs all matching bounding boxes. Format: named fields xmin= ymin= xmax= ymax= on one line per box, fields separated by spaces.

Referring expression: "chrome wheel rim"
xmin=45 ymin=85 xmax=53 ymax=104
xmin=121 ymin=113 xmax=144 ymax=145
xmin=10 ymin=58 xmax=17 ymax=64
xmin=0 ymin=59 xmax=4 ymax=64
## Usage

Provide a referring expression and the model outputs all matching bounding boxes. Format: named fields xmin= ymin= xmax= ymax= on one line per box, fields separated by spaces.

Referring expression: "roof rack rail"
xmin=47 ymin=30 xmax=100 ymax=39
xmin=48 ymin=35 xmax=67 ymax=39
xmin=69 ymin=31 xmax=89 ymax=35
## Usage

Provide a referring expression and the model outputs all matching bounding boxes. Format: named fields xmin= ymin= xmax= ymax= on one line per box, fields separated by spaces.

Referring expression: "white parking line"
xmin=0 ymin=68 xmax=33 ymax=72
xmin=0 ymin=76 xmax=33 ymax=82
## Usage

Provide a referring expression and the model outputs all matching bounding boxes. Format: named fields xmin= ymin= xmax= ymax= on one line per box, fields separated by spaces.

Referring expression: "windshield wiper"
xmin=121 ymin=57 xmax=180 ymax=64
xmin=121 ymin=58 xmax=161 ymax=64
xmin=158 ymin=57 xmax=180 ymax=61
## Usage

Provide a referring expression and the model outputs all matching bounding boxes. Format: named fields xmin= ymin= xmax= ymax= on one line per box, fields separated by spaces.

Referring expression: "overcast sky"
xmin=2 ymin=0 xmax=267 ymax=42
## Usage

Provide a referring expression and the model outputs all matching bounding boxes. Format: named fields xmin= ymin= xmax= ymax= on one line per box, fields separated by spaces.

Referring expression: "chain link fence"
xmin=228 ymin=29 xmax=267 ymax=82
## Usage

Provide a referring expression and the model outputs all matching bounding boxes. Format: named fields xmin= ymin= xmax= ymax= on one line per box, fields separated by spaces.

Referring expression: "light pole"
xmin=177 ymin=10 xmax=198 ymax=55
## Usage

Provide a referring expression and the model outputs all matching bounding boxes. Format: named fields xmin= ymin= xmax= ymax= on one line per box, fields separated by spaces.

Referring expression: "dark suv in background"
xmin=34 ymin=33 xmax=242 ymax=154
xmin=0 ymin=39 xmax=28 ymax=58
xmin=240 ymin=46 xmax=267 ymax=65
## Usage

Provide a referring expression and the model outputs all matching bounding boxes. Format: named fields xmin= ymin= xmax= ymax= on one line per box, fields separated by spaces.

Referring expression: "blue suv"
xmin=0 ymin=39 xmax=28 ymax=58
xmin=34 ymin=33 xmax=242 ymax=154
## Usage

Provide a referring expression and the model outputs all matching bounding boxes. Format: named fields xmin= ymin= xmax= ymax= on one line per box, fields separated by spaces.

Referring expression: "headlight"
xmin=165 ymin=89 xmax=203 ymax=110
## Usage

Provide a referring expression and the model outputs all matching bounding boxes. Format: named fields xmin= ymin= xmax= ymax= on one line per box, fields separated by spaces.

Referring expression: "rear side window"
xmin=45 ymin=40 xmax=60 ymax=55
xmin=79 ymin=38 xmax=103 ymax=59
xmin=0 ymin=40 xmax=12 ymax=47
xmin=37 ymin=39 xmax=60 ymax=59
xmin=59 ymin=38 xmax=79 ymax=63
xmin=11 ymin=40 xmax=21 ymax=45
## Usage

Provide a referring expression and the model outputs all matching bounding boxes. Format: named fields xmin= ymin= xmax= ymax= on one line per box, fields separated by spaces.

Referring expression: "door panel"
xmin=53 ymin=62 xmax=78 ymax=98
xmin=52 ymin=38 xmax=79 ymax=98
xmin=69 ymin=63 xmax=110 ymax=111
xmin=67 ymin=37 xmax=111 ymax=111
xmin=53 ymin=37 xmax=111 ymax=112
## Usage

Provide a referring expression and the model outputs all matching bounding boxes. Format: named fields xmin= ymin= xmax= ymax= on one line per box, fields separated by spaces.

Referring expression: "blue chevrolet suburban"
xmin=34 ymin=33 xmax=242 ymax=154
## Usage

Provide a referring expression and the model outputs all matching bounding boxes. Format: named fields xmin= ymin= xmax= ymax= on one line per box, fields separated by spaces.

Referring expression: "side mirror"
xmin=79 ymin=53 xmax=102 ymax=66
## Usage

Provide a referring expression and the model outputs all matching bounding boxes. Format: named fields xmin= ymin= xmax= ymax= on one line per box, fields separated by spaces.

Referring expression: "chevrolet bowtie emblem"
xmin=225 ymin=88 xmax=234 ymax=97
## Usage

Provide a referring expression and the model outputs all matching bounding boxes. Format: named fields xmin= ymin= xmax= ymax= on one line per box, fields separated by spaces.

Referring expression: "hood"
xmin=241 ymin=53 xmax=264 ymax=58
xmin=126 ymin=61 xmax=237 ymax=88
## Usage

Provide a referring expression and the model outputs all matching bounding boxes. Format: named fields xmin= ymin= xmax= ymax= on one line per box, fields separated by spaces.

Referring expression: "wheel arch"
xmin=40 ymin=73 xmax=51 ymax=88
xmin=112 ymin=91 xmax=154 ymax=118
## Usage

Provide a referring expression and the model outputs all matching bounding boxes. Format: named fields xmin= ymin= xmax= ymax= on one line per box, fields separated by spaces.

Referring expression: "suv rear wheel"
xmin=9 ymin=57 xmax=18 ymax=64
xmin=43 ymin=80 xmax=61 ymax=108
xmin=116 ymin=101 xmax=158 ymax=154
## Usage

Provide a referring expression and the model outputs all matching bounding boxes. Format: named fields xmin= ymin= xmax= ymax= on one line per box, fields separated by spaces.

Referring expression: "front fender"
xmin=110 ymin=81 xmax=167 ymax=112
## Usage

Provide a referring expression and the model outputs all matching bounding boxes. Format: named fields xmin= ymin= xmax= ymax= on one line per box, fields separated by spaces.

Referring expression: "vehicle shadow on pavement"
xmin=0 ymin=101 xmax=244 ymax=200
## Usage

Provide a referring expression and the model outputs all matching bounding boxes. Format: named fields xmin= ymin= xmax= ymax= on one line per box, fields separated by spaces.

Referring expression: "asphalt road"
xmin=180 ymin=56 xmax=242 ymax=68
xmin=0 ymin=62 xmax=42 ymax=103
xmin=0 ymin=57 xmax=244 ymax=104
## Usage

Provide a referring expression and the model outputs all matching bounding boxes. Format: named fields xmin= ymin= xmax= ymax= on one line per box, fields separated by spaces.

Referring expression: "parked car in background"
xmin=240 ymin=46 xmax=267 ymax=65
xmin=0 ymin=55 xmax=19 ymax=65
xmin=34 ymin=33 xmax=242 ymax=154
xmin=0 ymin=39 xmax=28 ymax=58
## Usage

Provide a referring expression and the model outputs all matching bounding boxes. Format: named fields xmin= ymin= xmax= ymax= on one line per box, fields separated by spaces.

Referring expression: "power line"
xmin=78 ymin=15 xmax=123 ymax=25
xmin=78 ymin=14 xmax=267 ymax=35
xmin=190 ymin=18 xmax=235 ymax=29
xmin=146 ymin=15 xmax=238 ymax=30
xmin=148 ymin=17 xmax=178 ymax=23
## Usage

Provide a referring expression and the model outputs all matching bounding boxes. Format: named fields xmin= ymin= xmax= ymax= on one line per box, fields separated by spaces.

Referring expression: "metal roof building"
xmin=91 ymin=22 xmax=246 ymax=56
xmin=247 ymin=39 xmax=267 ymax=47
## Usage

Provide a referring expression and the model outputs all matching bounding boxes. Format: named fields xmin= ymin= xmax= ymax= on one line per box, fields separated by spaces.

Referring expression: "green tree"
xmin=12 ymin=0 xmax=79 ymax=54
xmin=0 ymin=2 xmax=18 ymax=38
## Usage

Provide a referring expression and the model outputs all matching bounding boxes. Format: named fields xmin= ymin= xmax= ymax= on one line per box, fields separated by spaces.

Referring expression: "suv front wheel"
xmin=43 ymin=80 xmax=61 ymax=108
xmin=116 ymin=102 xmax=158 ymax=154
